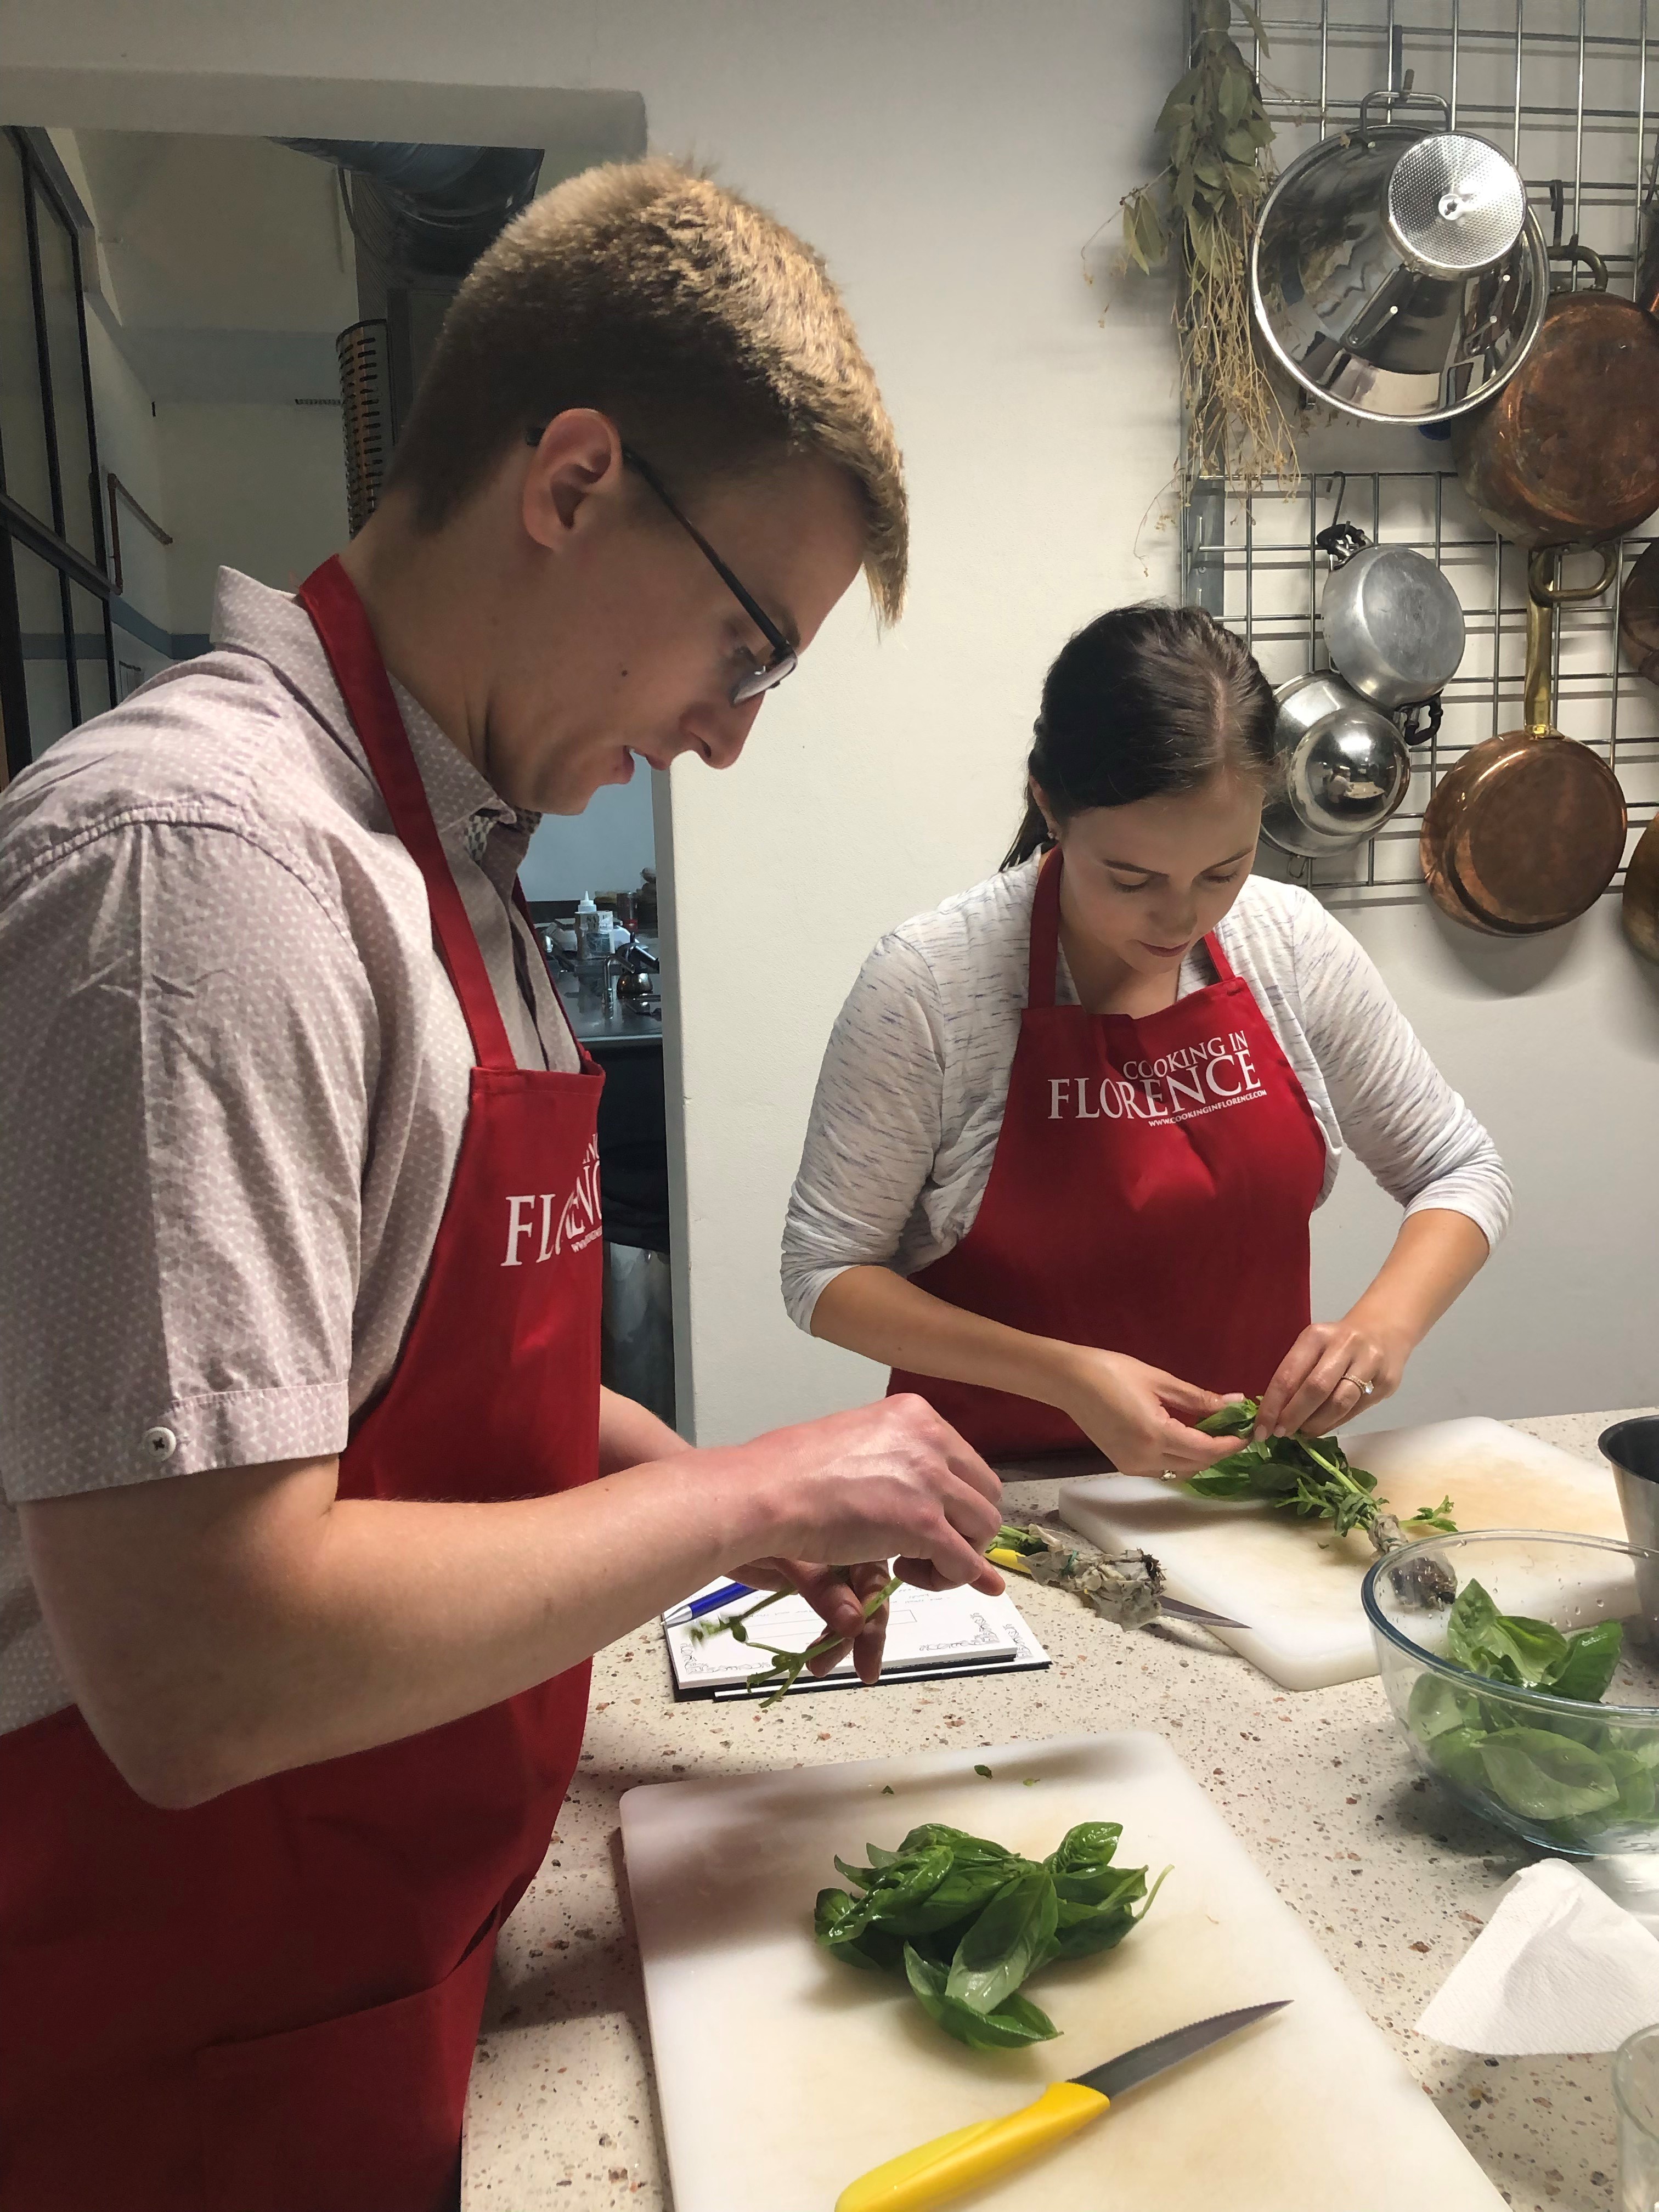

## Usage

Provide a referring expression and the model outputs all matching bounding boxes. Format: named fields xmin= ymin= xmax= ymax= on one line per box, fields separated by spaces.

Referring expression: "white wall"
xmin=80 ymin=310 xmax=171 ymax=640
xmin=5 ymin=2 xmax=1655 ymax=1447
xmin=520 ymin=770 xmax=656 ymax=905
xmin=155 ymin=402 xmax=347 ymax=636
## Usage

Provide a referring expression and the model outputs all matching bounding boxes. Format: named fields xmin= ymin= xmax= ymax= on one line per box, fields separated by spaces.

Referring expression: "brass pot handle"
xmin=1529 ymin=544 xmax=1619 ymax=605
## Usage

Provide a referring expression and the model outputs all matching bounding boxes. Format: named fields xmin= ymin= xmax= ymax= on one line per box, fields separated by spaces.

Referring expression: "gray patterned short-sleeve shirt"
xmin=0 ymin=568 xmax=579 ymax=1734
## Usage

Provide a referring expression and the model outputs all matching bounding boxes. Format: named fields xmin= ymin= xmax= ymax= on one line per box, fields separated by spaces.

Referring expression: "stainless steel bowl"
xmin=1322 ymin=542 xmax=1467 ymax=708
xmin=1250 ymin=99 xmax=1549 ymax=425
xmin=1261 ymin=672 xmax=1412 ymax=858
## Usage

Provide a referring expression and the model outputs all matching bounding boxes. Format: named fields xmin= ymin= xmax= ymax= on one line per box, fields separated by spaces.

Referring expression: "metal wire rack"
xmin=1181 ymin=0 xmax=1659 ymax=908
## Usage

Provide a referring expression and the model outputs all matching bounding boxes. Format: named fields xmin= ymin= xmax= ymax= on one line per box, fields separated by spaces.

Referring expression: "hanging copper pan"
xmin=1621 ymin=540 xmax=1659 ymax=688
xmin=1623 ymin=810 xmax=1659 ymax=961
xmin=1420 ymin=548 xmax=1626 ymax=934
xmin=1451 ymin=243 xmax=1659 ymax=549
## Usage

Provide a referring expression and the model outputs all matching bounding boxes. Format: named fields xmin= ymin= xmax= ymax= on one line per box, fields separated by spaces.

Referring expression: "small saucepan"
xmin=1318 ymin=521 xmax=1467 ymax=711
xmin=1420 ymin=547 xmax=1626 ymax=934
xmin=1260 ymin=671 xmax=1413 ymax=859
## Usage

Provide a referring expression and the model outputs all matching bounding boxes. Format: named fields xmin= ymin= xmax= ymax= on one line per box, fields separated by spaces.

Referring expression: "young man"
xmin=0 ymin=161 xmax=1002 ymax=2212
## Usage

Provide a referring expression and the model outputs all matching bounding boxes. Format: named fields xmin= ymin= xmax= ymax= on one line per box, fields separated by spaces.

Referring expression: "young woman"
xmin=783 ymin=605 xmax=1510 ymax=1478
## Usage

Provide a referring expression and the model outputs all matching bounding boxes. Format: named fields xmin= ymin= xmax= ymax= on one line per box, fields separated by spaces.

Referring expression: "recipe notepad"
xmin=663 ymin=1581 xmax=1049 ymax=1701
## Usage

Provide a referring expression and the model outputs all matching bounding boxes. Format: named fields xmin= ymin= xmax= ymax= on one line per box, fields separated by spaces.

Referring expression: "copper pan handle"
xmin=1522 ymin=546 xmax=1617 ymax=735
xmin=1521 ymin=584 xmax=1556 ymax=736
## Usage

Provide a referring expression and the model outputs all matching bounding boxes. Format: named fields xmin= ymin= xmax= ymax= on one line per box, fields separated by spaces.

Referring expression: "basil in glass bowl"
xmin=1363 ymin=1530 xmax=1659 ymax=1856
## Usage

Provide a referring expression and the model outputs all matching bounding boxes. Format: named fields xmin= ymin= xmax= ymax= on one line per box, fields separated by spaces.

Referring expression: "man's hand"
xmin=715 ymin=1394 xmax=1005 ymax=1598
xmin=1051 ymin=1347 xmax=1237 ymax=1477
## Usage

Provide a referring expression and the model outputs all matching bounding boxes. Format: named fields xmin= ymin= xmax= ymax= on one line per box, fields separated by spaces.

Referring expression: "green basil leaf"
xmin=897 ymin=1825 xmax=1014 ymax=1865
xmin=1541 ymin=1621 xmax=1623 ymax=1704
xmin=1479 ymin=1728 xmax=1621 ymax=1822
xmin=1218 ymin=68 xmax=1250 ymax=125
xmin=945 ymin=1864 xmax=1059 ymax=2016
xmin=815 ymin=1889 xmax=907 ymax=1973
xmin=1408 ymin=1671 xmax=1481 ymax=1743
xmin=1604 ymin=1748 xmax=1659 ymax=1823
xmin=876 ymin=1859 xmax=1015 ymax=1938
xmin=1444 ymin=1579 xmax=1506 ymax=1673
xmin=1428 ymin=1723 xmax=1492 ymax=1795
xmin=903 ymin=1947 xmax=1060 ymax=2049
xmin=1199 ymin=1399 xmax=1259 ymax=1437
xmin=836 ymin=1841 xmax=953 ymax=1939
xmin=815 ymin=1887 xmax=860 ymax=1941
xmin=1186 ymin=1466 xmax=1259 ymax=1500
xmin=1044 ymin=1821 xmax=1125 ymax=1893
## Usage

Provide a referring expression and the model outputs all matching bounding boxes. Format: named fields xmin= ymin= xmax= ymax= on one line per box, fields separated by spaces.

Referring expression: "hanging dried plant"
xmin=1120 ymin=0 xmax=1297 ymax=493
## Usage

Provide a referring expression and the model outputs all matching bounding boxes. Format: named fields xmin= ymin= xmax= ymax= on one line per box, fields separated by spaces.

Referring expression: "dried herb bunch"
xmin=1119 ymin=0 xmax=1296 ymax=490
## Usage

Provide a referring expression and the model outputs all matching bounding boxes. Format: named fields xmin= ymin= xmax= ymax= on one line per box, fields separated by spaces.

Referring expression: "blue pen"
xmin=663 ymin=1579 xmax=755 ymax=1628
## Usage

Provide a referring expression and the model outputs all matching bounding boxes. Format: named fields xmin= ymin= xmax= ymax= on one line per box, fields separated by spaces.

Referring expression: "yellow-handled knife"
xmin=834 ymin=1997 xmax=1290 ymax=2212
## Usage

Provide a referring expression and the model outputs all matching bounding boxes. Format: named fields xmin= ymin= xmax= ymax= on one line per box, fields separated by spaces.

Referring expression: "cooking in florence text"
xmin=1047 ymin=1029 xmax=1264 ymax=1124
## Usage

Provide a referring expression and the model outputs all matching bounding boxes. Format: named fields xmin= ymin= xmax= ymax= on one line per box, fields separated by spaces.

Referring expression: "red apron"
xmin=0 ymin=556 xmax=604 ymax=2212
xmin=888 ymin=848 xmax=1326 ymax=1458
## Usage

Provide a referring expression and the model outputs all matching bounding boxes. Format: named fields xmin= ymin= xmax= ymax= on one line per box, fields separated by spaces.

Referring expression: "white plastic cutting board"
xmin=1057 ymin=1416 xmax=1627 ymax=1692
xmin=620 ymin=1732 xmax=1505 ymax=2212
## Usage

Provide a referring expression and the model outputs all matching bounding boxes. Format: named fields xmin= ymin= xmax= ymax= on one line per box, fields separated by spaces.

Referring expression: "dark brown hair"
xmin=1003 ymin=603 xmax=1277 ymax=867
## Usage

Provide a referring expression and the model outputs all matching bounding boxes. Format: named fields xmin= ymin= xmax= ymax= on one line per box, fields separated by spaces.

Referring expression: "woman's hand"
xmin=728 ymin=1556 xmax=895 ymax=1684
xmin=1256 ymin=1319 xmax=1409 ymax=1440
xmin=1051 ymin=1347 xmax=1238 ymax=1477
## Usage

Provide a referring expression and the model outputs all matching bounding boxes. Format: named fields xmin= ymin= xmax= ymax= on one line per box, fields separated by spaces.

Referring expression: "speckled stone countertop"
xmin=464 ymin=1408 xmax=1655 ymax=2212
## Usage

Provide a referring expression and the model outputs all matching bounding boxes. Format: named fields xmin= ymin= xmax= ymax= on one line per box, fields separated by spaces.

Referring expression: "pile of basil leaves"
xmin=815 ymin=1821 xmax=1165 ymax=2050
xmin=1408 ymin=1579 xmax=1654 ymax=1848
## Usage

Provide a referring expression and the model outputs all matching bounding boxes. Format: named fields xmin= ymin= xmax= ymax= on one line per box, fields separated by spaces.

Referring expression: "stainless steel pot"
xmin=1251 ymin=88 xmax=1549 ymax=425
xmin=1320 ymin=529 xmax=1466 ymax=708
xmin=1261 ymin=672 xmax=1413 ymax=859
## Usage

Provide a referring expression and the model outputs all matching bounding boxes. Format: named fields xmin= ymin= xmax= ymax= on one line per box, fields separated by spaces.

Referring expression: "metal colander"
xmin=1387 ymin=135 xmax=1527 ymax=278
xmin=1251 ymin=96 xmax=1547 ymax=424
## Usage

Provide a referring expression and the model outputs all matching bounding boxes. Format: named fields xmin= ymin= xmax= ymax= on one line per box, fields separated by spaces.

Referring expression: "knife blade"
xmin=1158 ymin=1594 xmax=1249 ymax=1630
xmin=834 ymin=1997 xmax=1291 ymax=2212
xmin=1073 ymin=1996 xmax=1290 ymax=2096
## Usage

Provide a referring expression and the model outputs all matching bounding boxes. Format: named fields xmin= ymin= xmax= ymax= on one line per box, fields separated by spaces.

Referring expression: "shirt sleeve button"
xmin=142 ymin=1425 xmax=178 ymax=1462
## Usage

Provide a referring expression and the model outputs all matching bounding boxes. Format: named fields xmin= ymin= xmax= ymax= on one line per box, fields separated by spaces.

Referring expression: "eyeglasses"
xmin=524 ymin=429 xmax=799 ymax=706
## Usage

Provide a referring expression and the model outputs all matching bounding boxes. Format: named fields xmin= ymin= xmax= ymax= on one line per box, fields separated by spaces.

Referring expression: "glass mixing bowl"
xmin=1363 ymin=1528 xmax=1659 ymax=1855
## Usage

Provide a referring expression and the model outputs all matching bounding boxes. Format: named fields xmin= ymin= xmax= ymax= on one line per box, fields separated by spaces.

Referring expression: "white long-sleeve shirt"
xmin=782 ymin=857 xmax=1511 ymax=1331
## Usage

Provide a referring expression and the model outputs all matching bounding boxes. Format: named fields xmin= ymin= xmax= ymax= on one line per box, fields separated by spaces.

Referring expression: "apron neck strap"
xmin=1027 ymin=847 xmax=1064 ymax=1008
xmin=297 ymin=556 xmax=516 ymax=1074
xmin=1028 ymin=845 xmax=1236 ymax=1003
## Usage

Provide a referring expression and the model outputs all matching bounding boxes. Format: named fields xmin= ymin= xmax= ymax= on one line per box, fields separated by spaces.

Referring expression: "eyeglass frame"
xmin=523 ymin=427 xmax=799 ymax=706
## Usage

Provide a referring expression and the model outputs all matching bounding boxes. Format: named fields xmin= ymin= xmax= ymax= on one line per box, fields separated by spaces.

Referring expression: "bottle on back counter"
xmin=574 ymin=891 xmax=606 ymax=998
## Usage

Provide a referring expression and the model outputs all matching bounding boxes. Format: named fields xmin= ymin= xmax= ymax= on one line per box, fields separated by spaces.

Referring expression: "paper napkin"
xmin=1417 ymin=1857 xmax=1659 ymax=2054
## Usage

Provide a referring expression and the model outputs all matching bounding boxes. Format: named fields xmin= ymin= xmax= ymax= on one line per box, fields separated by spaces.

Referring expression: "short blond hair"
xmin=386 ymin=159 xmax=907 ymax=620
